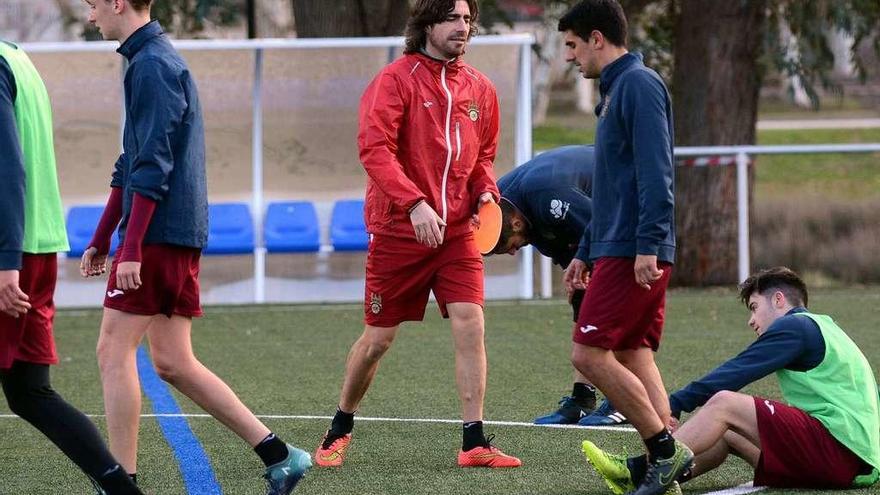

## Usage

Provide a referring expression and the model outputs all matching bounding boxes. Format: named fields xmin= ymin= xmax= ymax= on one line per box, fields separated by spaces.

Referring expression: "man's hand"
xmin=634 ymin=254 xmax=663 ymax=290
xmin=471 ymin=192 xmax=495 ymax=228
xmin=410 ymin=200 xmax=446 ymax=248
xmin=667 ymin=415 xmax=680 ymax=433
xmin=564 ymin=259 xmax=590 ymax=295
xmin=0 ymin=270 xmax=30 ymax=318
xmin=80 ymin=247 xmax=108 ymax=278
xmin=116 ymin=261 xmax=142 ymax=291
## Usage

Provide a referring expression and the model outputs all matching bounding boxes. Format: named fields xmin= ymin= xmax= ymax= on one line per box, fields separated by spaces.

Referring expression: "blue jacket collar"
xmin=598 ymin=52 xmax=642 ymax=95
xmin=117 ymin=20 xmax=163 ymax=61
xmin=787 ymin=306 xmax=808 ymax=315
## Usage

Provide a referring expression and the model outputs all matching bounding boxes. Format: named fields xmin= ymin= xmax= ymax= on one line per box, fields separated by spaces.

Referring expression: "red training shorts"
xmin=104 ymin=244 xmax=203 ymax=318
xmin=364 ymin=232 xmax=484 ymax=327
xmin=573 ymin=257 xmax=672 ymax=351
xmin=0 ymin=254 xmax=58 ymax=369
xmin=753 ymin=397 xmax=868 ymax=488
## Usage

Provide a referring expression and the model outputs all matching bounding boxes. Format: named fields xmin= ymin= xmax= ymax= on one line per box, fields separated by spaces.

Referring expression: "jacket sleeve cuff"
xmin=0 ymin=250 xmax=23 ymax=271
xmin=636 ymin=237 xmax=661 ymax=256
xmin=575 ymin=245 xmax=590 ymax=262
xmin=669 ymin=395 xmax=683 ymax=419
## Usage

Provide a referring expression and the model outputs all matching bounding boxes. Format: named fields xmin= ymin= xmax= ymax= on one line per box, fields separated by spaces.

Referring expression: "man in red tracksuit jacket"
xmin=315 ymin=0 xmax=521 ymax=469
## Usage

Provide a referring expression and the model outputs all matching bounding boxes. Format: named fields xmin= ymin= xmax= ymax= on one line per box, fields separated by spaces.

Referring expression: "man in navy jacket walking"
xmin=558 ymin=2 xmax=688 ymax=495
xmin=80 ymin=1 xmax=310 ymax=493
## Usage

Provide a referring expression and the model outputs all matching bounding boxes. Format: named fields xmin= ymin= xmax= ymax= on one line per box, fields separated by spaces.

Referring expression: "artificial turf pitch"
xmin=0 ymin=288 xmax=877 ymax=494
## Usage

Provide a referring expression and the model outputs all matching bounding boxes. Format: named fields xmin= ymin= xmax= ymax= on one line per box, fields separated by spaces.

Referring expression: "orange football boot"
xmin=458 ymin=444 xmax=522 ymax=468
xmin=315 ymin=433 xmax=352 ymax=467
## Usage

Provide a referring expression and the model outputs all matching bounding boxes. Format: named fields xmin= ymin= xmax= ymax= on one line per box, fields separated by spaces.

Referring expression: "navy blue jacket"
xmin=0 ymin=53 xmax=25 ymax=270
xmin=114 ymin=21 xmax=208 ymax=249
xmin=592 ymin=52 xmax=675 ymax=263
xmin=669 ymin=307 xmax=826 ymax=417
xmin=497 ymin=145 xmax=593 ymax=267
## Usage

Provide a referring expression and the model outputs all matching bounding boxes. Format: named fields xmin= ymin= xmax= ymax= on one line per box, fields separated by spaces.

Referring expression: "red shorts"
xmin=0 ymin=254 xmax=58 ymax=369
xmin=364 ymin=233 xmax=483 ymax=327
xmin=573 ymin=257 xmax=671 ymax=351
xmin=104 ymin=244 xmax=203 ymax=318
xmin=754 ymin=397 xmax=867 ymax=488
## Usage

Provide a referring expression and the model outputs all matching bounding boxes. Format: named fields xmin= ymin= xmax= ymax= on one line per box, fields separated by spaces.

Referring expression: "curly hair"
xmin=404 ymin=0 xmax=479 ymax=54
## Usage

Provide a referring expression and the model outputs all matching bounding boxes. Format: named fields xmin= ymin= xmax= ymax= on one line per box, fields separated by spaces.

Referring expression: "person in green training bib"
xmin=583 ymin=266 xmax=879 ymax=493
xmin=0 ymin=40 xmax=142 ymax=494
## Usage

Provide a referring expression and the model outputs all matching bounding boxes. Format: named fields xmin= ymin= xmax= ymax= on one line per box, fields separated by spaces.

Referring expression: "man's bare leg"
xmin=616 ymin=348 xmax=671 ymax=425
xmin=96 ymin=308 xmax=153 ymax=474
xmin=447 ymin=302 xmax=486 ymax=422
xmin=146 ymin=315 xmax=270 ymax=446
xmin=338 ymin=324 xmax=399 ymax=413
xmin=674 ymin=391 xmax=760 ymax=456
xmin=571 ymin=342 xmax=665 ymax=437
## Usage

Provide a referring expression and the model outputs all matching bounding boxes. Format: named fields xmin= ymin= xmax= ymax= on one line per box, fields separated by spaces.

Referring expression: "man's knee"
xmin=151 ymin=354 xmax=193 ymax=385
xmin=359 ymin=326 xmax=397 ymax=362
xmin=703 ymin=390 xmax=751 ymax=419
xmin=448 ymin=303 xmax=484 ymax=330
xmin=570 ymin=344 xmax=608 ymax=376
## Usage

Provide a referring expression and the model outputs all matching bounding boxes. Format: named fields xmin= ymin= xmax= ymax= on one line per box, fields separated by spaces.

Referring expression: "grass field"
xmin=1 ymin=290 xmax=879 ymax=494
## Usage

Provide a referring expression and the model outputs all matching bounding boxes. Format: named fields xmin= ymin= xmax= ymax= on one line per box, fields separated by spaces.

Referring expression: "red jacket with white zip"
xmin=358 ymin=51 xmax=500 ymax=240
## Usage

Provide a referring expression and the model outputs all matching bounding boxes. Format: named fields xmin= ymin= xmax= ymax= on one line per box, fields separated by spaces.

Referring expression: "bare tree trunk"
xmin=293 ymin=0 xmax=409 ymax=37
xmin=671 ymin=0 xmax=766 ymax=285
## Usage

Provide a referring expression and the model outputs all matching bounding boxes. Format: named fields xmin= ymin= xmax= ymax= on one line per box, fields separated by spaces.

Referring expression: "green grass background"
xmin=0 ymin=289 xmax=878 ymax=494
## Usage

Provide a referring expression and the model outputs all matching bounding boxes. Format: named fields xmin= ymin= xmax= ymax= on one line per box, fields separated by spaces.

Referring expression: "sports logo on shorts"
xmin=370 ymin=293 xmax=382 ymax=314
xmin=764 ymin=399 xmax=776 ymax=415
xmin=107 ymin=289 xmax=125 ymax=298
xmin=467 ymin=101 xmax=479 ymax=122
xmin=579 ymin=325 xmax=598 ymax=334
xmin=550 ymin=199 xmax=570 ymax=220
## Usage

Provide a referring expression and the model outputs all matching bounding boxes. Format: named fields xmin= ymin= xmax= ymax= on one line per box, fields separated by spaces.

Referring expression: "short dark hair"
xmin=125 ymin=0 xmax=153 ymax=10
xmin=739 ymin=266 xmax=809 ymax=308
xmin=404 ymin=0 xmax=479 ymax=54
xmin=557 ymin=0 xmax=628 ymax=48
xmin=491 ymin=198 xmax=528 ymax=255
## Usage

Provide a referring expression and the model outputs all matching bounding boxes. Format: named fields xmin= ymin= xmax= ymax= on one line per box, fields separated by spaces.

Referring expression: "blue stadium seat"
xmin=330 ymin=199 xmax=369 ymax=251
xmin=66 ymin=205 xmax=119 ymax=257
xmin=264 ymin=201 xmax=320 ymax=253
xmin=205 ymin=202 xmax=254 ymax=255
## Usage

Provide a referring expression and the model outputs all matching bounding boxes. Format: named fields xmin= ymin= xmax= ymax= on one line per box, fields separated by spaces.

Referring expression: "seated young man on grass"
xmin=583 ymin=266 xmax=880 ymax=493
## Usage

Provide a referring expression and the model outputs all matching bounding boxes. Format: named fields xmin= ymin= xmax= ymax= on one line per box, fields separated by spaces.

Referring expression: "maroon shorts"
xmin=104 ymin=244 xmax=203 ymax=318
xmin=754 ymin=397 xmax=867 ymax=488
xmin=0 ymin=254 xmax=58 ymax=370
xmin=364 ymin=232 xmax=483 ymax=327
xmin=573 ymin=257 xmax=671 ymax=351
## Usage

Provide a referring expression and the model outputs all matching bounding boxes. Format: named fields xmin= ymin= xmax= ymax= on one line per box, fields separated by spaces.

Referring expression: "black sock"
xmin=572 ymin=382 xmax=597 ymax=407
xmin=644 ymin=429 xmax=676 ymax=460
xmin=329 ymin=407 xmax=354 ymax=436
xmin=0 ymin=361 xmax=128 ymax=485
xmin=129 ymin=473 xmax=137 ymax=485
xmin=322 ymin=407 xmax=355 ymax=448
xmin=254 ymin=433 xmax=289 ymax=467
xmin=98 ymin=465 xmax=143 ymax=495
xmin=462 ymin=421 xmax=488 ymax=451
xmin=627 ymin=455 xmax=648 ymax=485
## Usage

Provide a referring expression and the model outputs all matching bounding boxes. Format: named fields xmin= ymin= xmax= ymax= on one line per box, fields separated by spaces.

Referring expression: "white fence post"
xmin=516 ymin=42 xmax=534 ymax=299
xmin=736 ymin=151 xmax=750 ymax=283
xmin=252 ymin=48 xmax=265 ymax=303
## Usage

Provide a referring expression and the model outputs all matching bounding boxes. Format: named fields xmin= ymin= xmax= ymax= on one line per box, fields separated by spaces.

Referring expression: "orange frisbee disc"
xmin=474 ymin=201 xmax=502 ymax=255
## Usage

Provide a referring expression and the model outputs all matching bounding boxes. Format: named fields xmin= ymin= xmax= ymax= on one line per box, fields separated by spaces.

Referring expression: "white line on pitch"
xmin=0 ymin=412 xmax=634 ymax=432
xmin=700 ymin=482 xmax=765 ymax=495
